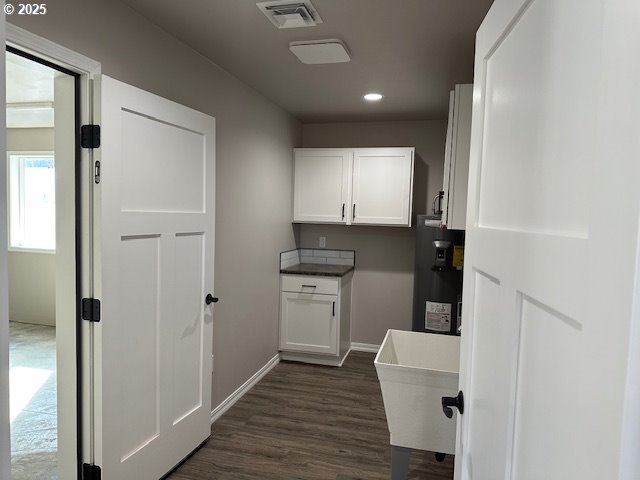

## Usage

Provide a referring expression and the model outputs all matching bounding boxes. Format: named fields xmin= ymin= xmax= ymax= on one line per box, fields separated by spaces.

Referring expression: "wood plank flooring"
xmin=167 ymin=351 xmax=454 ymax=480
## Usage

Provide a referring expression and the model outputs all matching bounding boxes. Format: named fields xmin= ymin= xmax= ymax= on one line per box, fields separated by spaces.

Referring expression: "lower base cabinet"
xmin=279 ymin=273 xmax=352 ymax=366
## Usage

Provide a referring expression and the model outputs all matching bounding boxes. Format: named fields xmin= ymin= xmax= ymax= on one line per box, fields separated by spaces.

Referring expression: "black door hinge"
xmin=81 ymin=124 xmax=101 ymax=149
xmin=81 ymin=298 xmax=101 ymax=322
xmin=82 ymin=463 xmax=101 ymax=480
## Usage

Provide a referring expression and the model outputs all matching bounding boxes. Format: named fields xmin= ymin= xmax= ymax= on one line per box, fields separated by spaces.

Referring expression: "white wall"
xmin=9 ymin=0 xmax=302 ymax=408
xmin=6 ymin=128 xmax=56 ymax=326
xmin=8 ymin=253 xmax=55 ymax=326
xmin=301 ymin=120 xmax=447 ymax=345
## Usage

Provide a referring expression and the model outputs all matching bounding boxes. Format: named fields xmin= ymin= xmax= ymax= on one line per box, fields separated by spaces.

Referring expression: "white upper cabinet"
xmin=351 ymin=148 xmax=414 ymax=226
xmin=442 ymin=84 xmax=473 ymax=230
xmin=293 ymin=149 xmax=352 ymax=224
xmin=293 ymin=147 xmax=414 ymax=227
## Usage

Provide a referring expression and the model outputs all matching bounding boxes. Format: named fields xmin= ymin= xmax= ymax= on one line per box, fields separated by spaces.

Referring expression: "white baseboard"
xmin=350 ymin=342 xmax=381 ymax=353
xmin=281 ymin=347 xmax=351 ymax=367
xmin=210 ymin=353 xmax=280 ymax=424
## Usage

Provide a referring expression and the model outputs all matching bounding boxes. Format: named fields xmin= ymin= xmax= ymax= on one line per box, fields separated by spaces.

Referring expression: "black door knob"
xmin=442 ymin=391 xmax=464 ymax=418
xmin=205 ymin=294 xmax=218 ymax=305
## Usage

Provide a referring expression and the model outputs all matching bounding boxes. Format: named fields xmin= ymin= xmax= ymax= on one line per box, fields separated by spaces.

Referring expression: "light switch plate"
xmin=319 ymin=236 xmax=326 ymax=248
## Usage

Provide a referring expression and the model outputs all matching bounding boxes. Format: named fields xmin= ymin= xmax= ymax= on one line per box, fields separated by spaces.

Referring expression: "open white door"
xmin=54 ymin=71 xmax=79 ymax=480
xmin=456 ymin=1 xmax=640 ymax=479
xmin=92 ymin=75 xmax=215 ymax=479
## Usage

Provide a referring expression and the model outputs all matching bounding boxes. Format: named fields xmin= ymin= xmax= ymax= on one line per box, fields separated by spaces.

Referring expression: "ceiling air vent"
xmin=289 ymin=39 xmax=351 ymax=64
xmin=257 ymin=0 xmax=323 ymax=29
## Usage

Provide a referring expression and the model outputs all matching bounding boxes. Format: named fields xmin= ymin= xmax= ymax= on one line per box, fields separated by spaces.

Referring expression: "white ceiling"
xmin=6 ymin=51 xmax=56 ymax=128
xmin=6 ymin=51 xmax=55 ymax=104
xmin=120 ymin=0 xmax=494 ymax=122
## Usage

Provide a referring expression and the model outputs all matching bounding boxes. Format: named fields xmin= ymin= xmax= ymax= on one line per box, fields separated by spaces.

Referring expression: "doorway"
xmin=2 ymin=27 xmax=215 ymax=479
xmin=6 ymin=47 xmax=78 ymax=479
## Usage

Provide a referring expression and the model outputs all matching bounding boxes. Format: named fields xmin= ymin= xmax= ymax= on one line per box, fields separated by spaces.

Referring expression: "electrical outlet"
xmin=319 ymin=236 xmax=326 ymax=248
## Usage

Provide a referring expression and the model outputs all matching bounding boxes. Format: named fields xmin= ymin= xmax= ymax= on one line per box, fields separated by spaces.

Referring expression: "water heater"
xmin=412 ymin=215 xmax=465 ymax=335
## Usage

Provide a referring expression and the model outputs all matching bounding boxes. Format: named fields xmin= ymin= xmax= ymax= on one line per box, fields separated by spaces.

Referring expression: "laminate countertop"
xmin=280 ymin=263 xmax=354 ymax=277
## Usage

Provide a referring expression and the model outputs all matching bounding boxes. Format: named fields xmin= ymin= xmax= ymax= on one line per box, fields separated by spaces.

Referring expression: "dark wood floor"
xmin=167 ymin=351 xmax=455 ymax=480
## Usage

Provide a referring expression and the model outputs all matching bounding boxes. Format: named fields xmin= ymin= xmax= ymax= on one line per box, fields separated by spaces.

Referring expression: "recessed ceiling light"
xmin=364 ymin=93 xmax=383 ymax=102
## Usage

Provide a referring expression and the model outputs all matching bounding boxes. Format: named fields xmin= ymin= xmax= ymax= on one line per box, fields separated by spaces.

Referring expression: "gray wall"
xmin=0 ymin=21 xmax=10 ymax=478
xmin=7 ymin=128 xmax=56 ymax=326
xmin=10 ymin=0 xmax=302 ymax=407
xmin=300 ymin=120 xmax=447 ymax=345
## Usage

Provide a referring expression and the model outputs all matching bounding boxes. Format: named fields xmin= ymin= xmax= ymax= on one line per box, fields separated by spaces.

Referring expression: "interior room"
xmin=1 ymin=1 xmax=640 ymax=480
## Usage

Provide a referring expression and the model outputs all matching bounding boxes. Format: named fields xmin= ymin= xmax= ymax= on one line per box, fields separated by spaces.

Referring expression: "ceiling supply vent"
xmin=257 ymin=0 xmax=323 ymax=29
xmin=289 ymin=39 xmax=351 ymax=64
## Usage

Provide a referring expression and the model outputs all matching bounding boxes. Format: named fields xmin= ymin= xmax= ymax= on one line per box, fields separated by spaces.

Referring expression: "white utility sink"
xmin=374 ymin=329 xmax=460 ymax=455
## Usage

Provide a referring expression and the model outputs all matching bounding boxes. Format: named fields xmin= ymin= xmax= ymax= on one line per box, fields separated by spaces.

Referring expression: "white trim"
xmin=620 ymin=213 xmax=640 ymax=477
xmin=210 ymin=354 xmax=280 ymax=424
xmin=6 ymin=24 xmax=100 ymax=76
xmin=7 ymin=247 xmax=56 ymax=255
xmin=351 ymin=342 xmax=381 ymax=353
xmin=281 ymin=348 xmax=351 ymax=367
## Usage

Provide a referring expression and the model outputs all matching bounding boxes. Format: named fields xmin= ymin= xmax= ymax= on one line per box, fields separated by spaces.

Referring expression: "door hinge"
xmin=81 ymin=124 xmax=101 ymax=148
xmin=82 ymin=463 xmax=101 ymax=480
xmin=81 ymin=298 xmax=101 ymax=322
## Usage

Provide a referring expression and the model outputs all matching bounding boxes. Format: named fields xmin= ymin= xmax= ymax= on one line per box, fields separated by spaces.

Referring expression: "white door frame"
xmin=4 ymin=23 xmax=100 ymax=478
xmin=621 ymin=247 xmax=640 ymax=477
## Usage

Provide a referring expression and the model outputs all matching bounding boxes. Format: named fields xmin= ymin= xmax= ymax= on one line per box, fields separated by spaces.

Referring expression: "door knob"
xmin=442 ymin=391 xmax=464 ymax=418
xmin=205 ymin=294 xmax=219 ymax=305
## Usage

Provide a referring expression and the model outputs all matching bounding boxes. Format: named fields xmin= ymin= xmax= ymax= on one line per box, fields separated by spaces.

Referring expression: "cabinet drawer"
xmin=281 ymin=275 xmax=339 ymax=295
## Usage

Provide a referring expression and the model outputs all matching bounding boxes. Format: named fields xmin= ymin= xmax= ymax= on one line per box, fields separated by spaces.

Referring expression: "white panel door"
xmin=280 ymin=292 xmax=338 ymax=355
xmin=351 ymin=148 xmax=414 ymax=226
xmin=457 ymin=1 xmax=640 ymax=480
xmin=293 ymin=149 xmax=351 ymax=224
xmin=53 ymin=73 xmax=78 ymax=480
xmin=94 ymin=75 xmax=215 ymax=479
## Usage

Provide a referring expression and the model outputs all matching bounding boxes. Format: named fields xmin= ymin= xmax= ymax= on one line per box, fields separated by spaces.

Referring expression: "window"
xmin=8 ymin=152 xmax=56 ymax=251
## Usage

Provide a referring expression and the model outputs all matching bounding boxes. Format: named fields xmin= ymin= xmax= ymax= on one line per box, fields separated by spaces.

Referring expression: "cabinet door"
xmin=442 ymin=84 xmax=473 ymax=230
xmin=442 ymin=90 xmax=456 ymax=223
xmin=351 ymin=148 xmax=414 ymax=226
xmin=280 ymin=292 xmax=338 ymax=355
xmin=293 ymin=149 xmax=352 ymax=223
